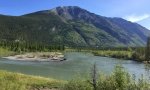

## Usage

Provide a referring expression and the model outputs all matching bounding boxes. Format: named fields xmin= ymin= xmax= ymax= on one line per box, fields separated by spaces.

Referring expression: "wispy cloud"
xmin=124 ymin=14 xmax=150 ymax=22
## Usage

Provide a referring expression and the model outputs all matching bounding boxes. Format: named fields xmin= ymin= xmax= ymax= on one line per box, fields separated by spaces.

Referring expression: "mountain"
xmin=0 ymin=6 xmax=149 ymax=47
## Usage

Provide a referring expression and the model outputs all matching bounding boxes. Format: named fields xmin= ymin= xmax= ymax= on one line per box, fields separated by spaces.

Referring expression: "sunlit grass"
xmin=0 ymin=66 xmax=150 ymax=90
xmin=92 ymin=50 xmax=133 ymax=60
xmin=0 ymin=70 xmax=64 ymax=90
xmin=0 ymin=48 xmax=15 ymax=57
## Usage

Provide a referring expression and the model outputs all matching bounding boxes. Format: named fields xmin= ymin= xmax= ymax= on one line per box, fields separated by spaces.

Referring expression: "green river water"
xmin=0 ymin=52 xmax=150 ymax=80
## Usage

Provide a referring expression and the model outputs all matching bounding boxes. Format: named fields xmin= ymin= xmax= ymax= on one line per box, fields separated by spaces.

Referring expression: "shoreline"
xmin=2 ymin=52 xmax=66 ymax=62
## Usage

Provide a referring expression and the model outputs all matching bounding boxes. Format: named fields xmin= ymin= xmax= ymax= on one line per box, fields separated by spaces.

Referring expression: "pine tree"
xmin=145 ymin=37 xmax=150 ymax=61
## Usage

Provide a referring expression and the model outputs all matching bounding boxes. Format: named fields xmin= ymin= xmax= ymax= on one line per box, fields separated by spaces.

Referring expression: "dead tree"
xmin=88 ymin=63 xmax=98 ymax=90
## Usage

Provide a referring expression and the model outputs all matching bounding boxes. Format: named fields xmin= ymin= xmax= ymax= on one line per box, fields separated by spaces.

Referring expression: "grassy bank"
xmin=64 ymin=65 xmax=150 ymax=90
xmin=65 ymin=48 xmax=146 ymax=62
xmin=91 ymin=48 xmax=148 ymax=62
xmin=92 ymin=50 xmax=133 ymax=60
xmin=0 ymin=65 xmax=150 ymax=90
xmin=66 ymin=48 xmax=136 ymax=60
xmin=0 ymin=70 xmax=64 ymax=90
xmin=0 ymin=46 xmax=146 ymax=62
xmin=92 ymin=50 xmax=133 ymax=59
xmin=0 ymin=48 xmax=16 ymax=57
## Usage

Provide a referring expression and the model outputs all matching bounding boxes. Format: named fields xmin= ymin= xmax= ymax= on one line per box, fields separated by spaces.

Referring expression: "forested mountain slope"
xmin=0 ymin=6 xmax=149 ymax=47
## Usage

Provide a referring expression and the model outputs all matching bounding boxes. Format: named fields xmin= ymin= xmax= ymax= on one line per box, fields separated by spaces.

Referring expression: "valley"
xmin=0 ymin=4 xmax=150 ymax=90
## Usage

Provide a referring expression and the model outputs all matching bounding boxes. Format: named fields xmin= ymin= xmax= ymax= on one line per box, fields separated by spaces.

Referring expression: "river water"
xmin=0 ymin=52 xmax=150 ymax=80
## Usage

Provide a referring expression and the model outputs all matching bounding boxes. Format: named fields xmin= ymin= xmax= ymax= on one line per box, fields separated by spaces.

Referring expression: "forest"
xmin=0 ymin=37 xmax=150 ymax=63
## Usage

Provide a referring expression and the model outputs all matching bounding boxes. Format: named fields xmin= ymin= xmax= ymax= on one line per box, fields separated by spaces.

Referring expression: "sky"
xmin=0 ymin=0 xmax=150 ymax=29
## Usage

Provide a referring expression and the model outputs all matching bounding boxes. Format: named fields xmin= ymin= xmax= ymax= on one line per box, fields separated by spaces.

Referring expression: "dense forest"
xmin=0 ymin=38 xmax=150 ymax=62
xmin=69 ymin=37 xmax=150 ymax=62
xmin=0 ymin=41 xmax=64 ymax=52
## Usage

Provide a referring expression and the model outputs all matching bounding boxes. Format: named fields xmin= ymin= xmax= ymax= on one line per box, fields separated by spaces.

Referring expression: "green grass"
xmin=0 ymin=48 xmax=16 ymax=57
xmin=92 ymin=50 xmax=133 ymax=60
xmin=0 ymin=70 xmax=64 ymax=90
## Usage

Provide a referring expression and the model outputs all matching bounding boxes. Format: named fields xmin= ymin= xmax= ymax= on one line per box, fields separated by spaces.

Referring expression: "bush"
xmin=63 ymin=65 xmax=150 ymax=90
xmin=63 ymin=79 xmax=93 ymax=90
xmin=92 ymin=50 xmax=133 ymax=60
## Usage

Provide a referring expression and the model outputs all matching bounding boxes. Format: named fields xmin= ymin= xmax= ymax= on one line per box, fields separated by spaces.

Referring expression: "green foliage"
xmin=92 ymin=50 xmax=133 ymax=60
xmin=0 ymin=47 xmax=15 ymax=57
xmin=132 ymin=47 xmax=146 ymax=61
xmin=64 ymin=65 xmax=150 ymax=90
xmin=145 ymin=37 xmax=150 ymax=61
xmin=92 ymin=47 xmax=149 ymax=62
xmin=0 ymin=41 xmax=65 ymax=53
xmin=111 ymin=65 xmax=129 ymax=89
xmin=63 ymin=79 xmax=92 ymax=90
xmin=0 ymin=66 xmax=150 ymax=90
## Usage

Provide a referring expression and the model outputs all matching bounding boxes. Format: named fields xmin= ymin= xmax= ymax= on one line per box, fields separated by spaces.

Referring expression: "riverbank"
xmin=0 ymin=70 xmax=64 ymax=90
xmin=92 ymin=50 xmax=150 ymax=63
xmin=0 ymin=46 xmax=149 ymax=63
xmin=1 ymin=65 xmax=150 ymax=90
xmin=66 ymin=47 xmax=150 ymax=63
xmin=3 ymin=52 xmax=66 ymax=61
xmin=66 ymin=48 xmax=134 ymax=60
xmin=92 ymin=50 xmax=133 ymax=60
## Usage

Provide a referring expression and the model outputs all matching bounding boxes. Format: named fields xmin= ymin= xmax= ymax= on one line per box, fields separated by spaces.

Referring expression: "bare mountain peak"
xmin=56 ymin=6 xmax=80 ymax=9
xmin=50 ymin=6 xmax=90 ymax=20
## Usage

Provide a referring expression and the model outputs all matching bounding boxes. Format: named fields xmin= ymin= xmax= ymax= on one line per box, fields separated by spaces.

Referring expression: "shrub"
xmin=64 ymin=65 xmax=150 ymax=90
xmin=63 ymin=79 xmax=93 ymax=90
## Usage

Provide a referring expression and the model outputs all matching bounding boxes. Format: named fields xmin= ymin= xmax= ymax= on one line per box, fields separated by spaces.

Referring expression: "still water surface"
xmin=0 ymin=52 xmax=150 ymax=80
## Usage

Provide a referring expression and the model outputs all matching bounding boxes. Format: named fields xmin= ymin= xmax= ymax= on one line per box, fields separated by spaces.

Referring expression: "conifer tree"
xmin=145 ymin=37 xmax=150 ymax=61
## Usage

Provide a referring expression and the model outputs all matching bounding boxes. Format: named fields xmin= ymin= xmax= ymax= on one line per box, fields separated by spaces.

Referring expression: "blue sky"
xmin=0 ymin=0 xmax=150 ymax=29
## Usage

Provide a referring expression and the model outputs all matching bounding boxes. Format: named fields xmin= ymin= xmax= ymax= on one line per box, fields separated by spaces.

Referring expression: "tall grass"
xmin=63 ymin=65 xmax=150 ymax=90
xmin=0 ymin=66 xmax=150 ymax=90
xmin=0 ymin=70 xmax=64 ymax=90
xmin=92 ymin=50 xmax=133 ymax=60
xmin=0 ymin=47 xmax=16 ymax=57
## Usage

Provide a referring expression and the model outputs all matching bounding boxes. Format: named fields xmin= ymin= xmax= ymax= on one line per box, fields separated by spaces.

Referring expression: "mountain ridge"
xmin=0 ymin=6 xmax=149 ymax=47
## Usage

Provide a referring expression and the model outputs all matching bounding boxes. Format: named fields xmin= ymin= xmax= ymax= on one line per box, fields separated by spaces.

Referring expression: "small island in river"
xmin=3 ymin=52 xmax=66 ymax=61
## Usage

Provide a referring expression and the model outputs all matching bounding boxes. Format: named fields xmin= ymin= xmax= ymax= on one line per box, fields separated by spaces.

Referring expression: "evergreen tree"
xmin=145 ymin=37 xmax=150 ymax=61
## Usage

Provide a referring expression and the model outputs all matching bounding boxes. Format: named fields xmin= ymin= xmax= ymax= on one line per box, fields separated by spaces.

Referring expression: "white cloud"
xmin=124 ymin=14 xmax=150 ymax=22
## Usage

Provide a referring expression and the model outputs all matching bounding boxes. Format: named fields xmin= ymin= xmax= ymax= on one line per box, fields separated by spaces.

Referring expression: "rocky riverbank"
xmin=3 ymin=52 xmax=66 ymax=61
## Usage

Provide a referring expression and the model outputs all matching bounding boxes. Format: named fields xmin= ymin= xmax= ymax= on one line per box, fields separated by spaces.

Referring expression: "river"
xmin=0 ymin=52 xmax=150 ymax=80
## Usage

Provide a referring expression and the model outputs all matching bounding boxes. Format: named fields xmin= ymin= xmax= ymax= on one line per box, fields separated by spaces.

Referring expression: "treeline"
xmin=91 ymin=47 xmax=148 ymax=62
xmin=0 ymin=41 xmax=65 ymax=52
xmin=145 ymin=37 xmax=150 ymax=61
xmin=69 ymin=37 xmax=150 ymax=62
xmin=133 ymin=37 xmax=150 ymax=62
xmin=68 ymin=45 xmax=140 ymax=51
